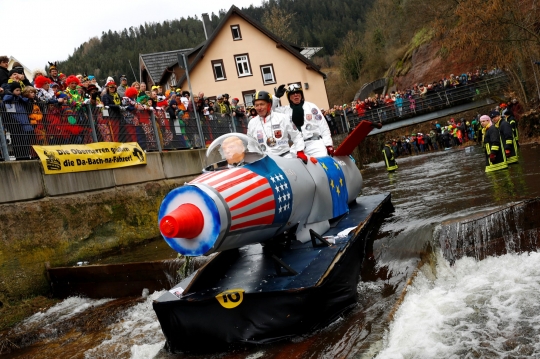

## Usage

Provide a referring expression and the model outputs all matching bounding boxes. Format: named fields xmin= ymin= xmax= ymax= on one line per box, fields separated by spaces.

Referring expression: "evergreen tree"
xmin=54 ymin=0 xmax=375 ymax=83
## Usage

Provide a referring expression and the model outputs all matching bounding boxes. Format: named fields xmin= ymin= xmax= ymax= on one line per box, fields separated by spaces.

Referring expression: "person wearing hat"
xmin=213 ymin=94 xmax=231 ymax=117
xmin=64 ymin=75 xmax=84 ymax=107
xmin=491 ymin=110 xmax=518 ymax=164
xmin=47 ymin=62 xmax=64 ymax=90
xmin=503 ymin=101 xmax=520 ymax=147
xmin=87 ymin=75 xmax=101 ymax=92
xmin=10 ymin=62 xmax=31 ymax=88
xmin=440 ymin=127 xmax=451 ymax=150
xmin=85 ymin=84 xmax=101 ymax=106
xmin=120 ymin=87 xmax=143 ymax=143
xmin=34 ymin=75 xmax=57 ymax=103
xmin=272 ymin=83 xmax=333 ymax=157
xmin=50 ymin=82 xmax=62 ymax=98
xmin=247 ymin=90 xmax=306 ymax=161
xmin=102 ymin=80 xmax=123 ymax=142
xmin=1 ymin=69 xmax=24 ymax=94
xmin=382 ymin=140 xmax=398 ymax=172
xmin=222 ymin=93 xmax=233 ymax=114
xmin=117 ymin=75 xmax=128 ymax=97
xmin=480 ymin=114 xmax=508 ymax=173
xmin=229 ymin=97 xmax=245 ymax=129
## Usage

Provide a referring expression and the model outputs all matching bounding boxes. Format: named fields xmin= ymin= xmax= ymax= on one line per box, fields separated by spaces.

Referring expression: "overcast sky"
xmin=1 ymin=0 xmax=263 ymax=71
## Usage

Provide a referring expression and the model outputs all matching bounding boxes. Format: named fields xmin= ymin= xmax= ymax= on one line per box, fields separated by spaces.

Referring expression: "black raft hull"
xmin=153 ymin=193 xmax=392 ymax=353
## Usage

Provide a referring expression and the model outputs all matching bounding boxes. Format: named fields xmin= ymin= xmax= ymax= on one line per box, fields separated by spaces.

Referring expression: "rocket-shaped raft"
xmin=158 ymin=121 xmax=379 ymax=256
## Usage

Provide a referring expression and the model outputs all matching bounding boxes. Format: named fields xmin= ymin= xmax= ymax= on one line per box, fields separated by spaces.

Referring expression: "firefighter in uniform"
xmin=501 ymin=103 xmax=519 ymax=147
xmin=480 ymin=115 xmax=508 ymax=173
xmin=382 ymin=141 xmax=398 ymax=172
xmin=272 ymin=83 xmax=333 ymax=157
xmin=491 ymin=110 xmax=518 ymax=164
xmin=247 ymin=91 xmax=307 ymax=162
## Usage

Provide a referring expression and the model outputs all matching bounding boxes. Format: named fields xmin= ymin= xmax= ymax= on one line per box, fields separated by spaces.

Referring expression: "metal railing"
xmin=345 ymin=74 xmax=509 ymax=129
xmin=0 ymin=102 xmax=248 ymax=161
xmin=0 ymin=75 xmax=508 ymax=161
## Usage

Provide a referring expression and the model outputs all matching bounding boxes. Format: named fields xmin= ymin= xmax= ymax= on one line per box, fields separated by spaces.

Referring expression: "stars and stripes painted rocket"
xmin=158 ymin=121 xmax=379 ymax=256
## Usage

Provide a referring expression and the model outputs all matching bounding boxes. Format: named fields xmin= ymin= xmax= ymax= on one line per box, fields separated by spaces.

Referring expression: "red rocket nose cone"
xmin=159 ymin=203 xmax=204 ymax=239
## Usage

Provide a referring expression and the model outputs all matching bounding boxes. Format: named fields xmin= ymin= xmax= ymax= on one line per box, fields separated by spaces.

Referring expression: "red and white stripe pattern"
xmin=191 ymin=168 xmax=275 ymax=231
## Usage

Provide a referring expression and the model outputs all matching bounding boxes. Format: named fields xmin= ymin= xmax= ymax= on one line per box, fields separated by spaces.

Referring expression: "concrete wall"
xmin=0 ymin=149 xmax=207 ymax=204
xmin=0 ymin=161 xmax=45 ymax=202
xmin=0 ymin=149 xmax=208 ymax=305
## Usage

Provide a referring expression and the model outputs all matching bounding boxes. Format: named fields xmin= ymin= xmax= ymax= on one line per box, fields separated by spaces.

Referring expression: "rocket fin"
xmin=334 ymin=120 xmax=382 ymax=156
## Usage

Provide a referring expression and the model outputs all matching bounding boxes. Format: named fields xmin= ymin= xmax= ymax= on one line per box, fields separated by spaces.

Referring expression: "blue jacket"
xmin=2 ymin=94 xmax=33 ymax=132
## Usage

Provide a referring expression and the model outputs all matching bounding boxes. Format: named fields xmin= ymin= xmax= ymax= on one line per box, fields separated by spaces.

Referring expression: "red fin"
xmin=334 ymin=120 xmax=381 ymax=156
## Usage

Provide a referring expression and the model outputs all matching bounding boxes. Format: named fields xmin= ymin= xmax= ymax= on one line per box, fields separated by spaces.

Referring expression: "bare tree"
xmin=432 ymin=0 xmax=540 ymax=102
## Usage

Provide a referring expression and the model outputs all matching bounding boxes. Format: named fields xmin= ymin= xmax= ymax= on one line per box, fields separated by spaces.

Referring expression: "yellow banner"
xmin=33 ymin=142 xmax=147 ymax=174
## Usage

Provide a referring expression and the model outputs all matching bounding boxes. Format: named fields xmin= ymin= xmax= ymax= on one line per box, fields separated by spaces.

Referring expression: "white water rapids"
xmin=375 ymin=251 xmax=540 ymax=358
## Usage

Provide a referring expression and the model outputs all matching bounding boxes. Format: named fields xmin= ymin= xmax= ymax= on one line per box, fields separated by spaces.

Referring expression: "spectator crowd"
xmin=383 ymin=98 xmax=523 ymax=159
xmin=0 ymin=57 xmax=268 ymax=160
xmin=0 ymin=54 xmax=510 ymax=162
xmin=324 ymin=68 xmax=504 ymax=124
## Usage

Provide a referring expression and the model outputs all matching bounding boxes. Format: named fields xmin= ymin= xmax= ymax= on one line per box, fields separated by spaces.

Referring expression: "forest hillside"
xmin=56 ymin=0 xmax=373 ymax=86
xmin=56 ymin=0 xmax=540 ymax=107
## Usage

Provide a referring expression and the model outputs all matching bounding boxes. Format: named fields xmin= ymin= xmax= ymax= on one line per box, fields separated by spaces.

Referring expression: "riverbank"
xmin=353 ymin=106 xmax=540 ymax=166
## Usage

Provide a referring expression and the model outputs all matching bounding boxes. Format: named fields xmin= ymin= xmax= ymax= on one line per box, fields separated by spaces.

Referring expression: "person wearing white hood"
xmin=272 ymin=83 xmax=333 ymax=157
xmin=101 ymin=76 xmax=115 ymax=96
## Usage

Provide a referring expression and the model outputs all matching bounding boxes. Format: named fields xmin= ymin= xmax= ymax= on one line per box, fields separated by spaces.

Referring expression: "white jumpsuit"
xmin=247 ymin=111 xmax=304 ymax=157
xmin=272 ymin=98 xmax=333 ymax=157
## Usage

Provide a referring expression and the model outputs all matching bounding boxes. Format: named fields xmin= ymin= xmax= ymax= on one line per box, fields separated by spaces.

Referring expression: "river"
xmin=3 ymin=143 xmax=540 ymax=358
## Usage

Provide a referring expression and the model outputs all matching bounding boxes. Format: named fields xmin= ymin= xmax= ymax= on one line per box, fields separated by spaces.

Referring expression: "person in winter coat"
xmin=0 ymin=55 xmax=9 ymax=87
xmin=22 ymin=86 xmax=46 ymax=146
xmin=34 ymin=75 xmax=58 ymax=103
xmin=442 ymin=127 xmax=452 ymax=149
xmin=492 ymin=111 xmax=518 ymax=164
xmin=101 ymin=80 xmax=123 ymax=142
xmin=2 ymin=82 xmax=33 ymax=159
xmin=480 ymin=115 xmax=508 ymax=173
xmin=394 ymin=94 xmax=404 ymax=117
xmin=382 ymin=141 xmax=398 ymax=172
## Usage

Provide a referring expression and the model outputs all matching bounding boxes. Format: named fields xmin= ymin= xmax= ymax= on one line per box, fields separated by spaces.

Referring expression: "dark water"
xmin=3 ymin=144 xmax=540 ymax=359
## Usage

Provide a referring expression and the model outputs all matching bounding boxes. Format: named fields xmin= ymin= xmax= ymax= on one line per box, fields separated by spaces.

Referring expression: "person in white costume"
xmin=247 ymin=90 xmax=307 ymax=162
xmin=272 ymin=83 xmax=334 ymax=157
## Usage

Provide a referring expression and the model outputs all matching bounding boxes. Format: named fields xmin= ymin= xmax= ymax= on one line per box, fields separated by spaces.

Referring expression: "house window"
xmin=169 ymin=73 xmax=177 ymax=88
xmin=242 ymin=90 xmax=256 ymax=107
xmin=234 ymin=54 xmax=252 ymax=77
xmin=211 ymin=59 xmax=226 ymax=81
xmin=260 ymin=64 xmax=276 ymax=85
xmin=230 ymin=25 xmax=242 ymax=40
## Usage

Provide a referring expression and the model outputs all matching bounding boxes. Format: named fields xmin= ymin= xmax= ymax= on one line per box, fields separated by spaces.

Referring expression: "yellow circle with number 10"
xmin=215 ymin=288 xmax=245 ymax=309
